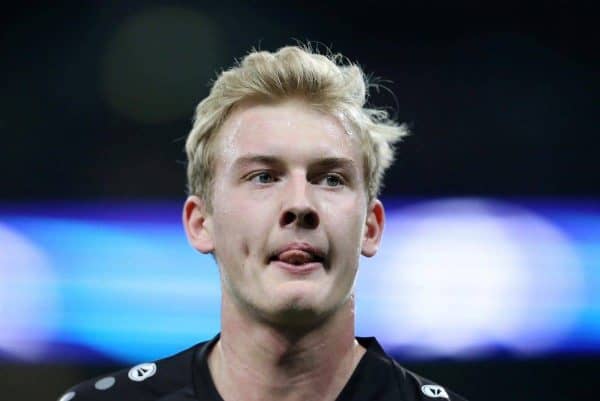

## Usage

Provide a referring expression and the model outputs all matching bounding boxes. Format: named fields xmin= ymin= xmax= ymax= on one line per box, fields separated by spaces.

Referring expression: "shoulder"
xmin=388 ymin=359 xmax=469 ymax=401
xmin=55 ymin=340 xmax=208 ymax=401
xmin=356 ymin=337 xmax=469 ymax=401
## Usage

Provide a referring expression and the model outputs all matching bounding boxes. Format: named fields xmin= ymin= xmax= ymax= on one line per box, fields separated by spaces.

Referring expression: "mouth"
xmin=268 ymin=243 xmax=326 ymax=274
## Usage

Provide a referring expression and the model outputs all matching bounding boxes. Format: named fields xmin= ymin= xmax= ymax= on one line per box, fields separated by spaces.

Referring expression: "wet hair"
xmin=185 ymin=44 xmax=408 ymax=210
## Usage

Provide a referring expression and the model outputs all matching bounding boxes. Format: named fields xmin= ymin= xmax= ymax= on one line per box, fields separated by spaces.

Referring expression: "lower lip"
xmin=270 ymin=260 xmax=322 ymax=275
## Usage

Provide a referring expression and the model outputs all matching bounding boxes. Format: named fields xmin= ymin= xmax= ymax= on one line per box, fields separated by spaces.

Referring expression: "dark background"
xmin=1 ymin=1 xmax=598 ymax=400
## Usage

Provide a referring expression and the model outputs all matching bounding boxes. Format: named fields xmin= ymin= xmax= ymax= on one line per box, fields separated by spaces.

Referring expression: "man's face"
xmin=189 ymin=99 xmax=382 ymax=326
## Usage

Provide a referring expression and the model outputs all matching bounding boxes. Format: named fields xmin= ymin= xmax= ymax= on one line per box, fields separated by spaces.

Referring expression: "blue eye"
xmin=322 ymin=174 xmax=343 ymax=187
xmin=251 ymin=172 xmax=275 ymax=184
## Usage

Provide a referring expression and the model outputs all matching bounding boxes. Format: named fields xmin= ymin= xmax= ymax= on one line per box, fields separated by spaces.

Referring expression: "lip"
xmin=268 ymin=242 xmax=326 ymax=274
xmin=270 ymin=242 xmax=325 ymax=260
xmin=270 ymin=260 xmax=323 ymax=275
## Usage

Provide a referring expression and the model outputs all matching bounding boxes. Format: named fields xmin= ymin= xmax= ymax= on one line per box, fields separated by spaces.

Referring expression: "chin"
xmin=265 ymin=304 xmax=325 ymax=329
xmin=273 ymin=282 xmax=325 ymax=307
xmin=261 ymin=291 xmax=336 ymax=328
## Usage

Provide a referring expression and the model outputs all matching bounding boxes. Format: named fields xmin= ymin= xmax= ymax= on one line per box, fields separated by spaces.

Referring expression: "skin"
xmin=183 ymin=98 xmax=385 ymax=401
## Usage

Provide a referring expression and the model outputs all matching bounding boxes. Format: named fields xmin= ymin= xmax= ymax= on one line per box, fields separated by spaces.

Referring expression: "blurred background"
xmin=1 ymin=1 xmax=598 ymax=400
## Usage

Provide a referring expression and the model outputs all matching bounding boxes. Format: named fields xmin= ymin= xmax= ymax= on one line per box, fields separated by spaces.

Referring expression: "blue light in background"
xmin=1 ymin=202 xmax=221 ymax=362
xmin=0 ymin=198 xmax=598 ymax=363
xmin=355 ymin=198 xmax=592 ymax=357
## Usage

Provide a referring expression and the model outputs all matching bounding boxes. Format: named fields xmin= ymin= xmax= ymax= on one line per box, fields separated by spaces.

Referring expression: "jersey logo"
xmin=421 ymin=384 xmax=449 ymax=399
xmin=58 ymin=392 xmax=76 ymax=401
xmin=128 ymin=362 xmax=157 ymax=382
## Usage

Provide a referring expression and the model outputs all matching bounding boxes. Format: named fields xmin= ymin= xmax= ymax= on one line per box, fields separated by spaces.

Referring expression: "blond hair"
xmin=185 ymin=44 xmax=408 ymax=210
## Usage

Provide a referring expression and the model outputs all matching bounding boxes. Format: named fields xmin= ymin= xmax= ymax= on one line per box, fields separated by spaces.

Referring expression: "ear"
xmin=182 ymin=195 xmax=215 ymax=254
xmin=361 ymin=199 xmax=385 ymax=257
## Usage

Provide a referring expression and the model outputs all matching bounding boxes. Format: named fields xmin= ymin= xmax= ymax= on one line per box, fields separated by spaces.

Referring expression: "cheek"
xmin=211 ymin=194 xmax=273 ymax=260
xmin=210 ymin=203 xmax=246 ymax=260
xmin=324 ymin=196 xmax=366 ymax=247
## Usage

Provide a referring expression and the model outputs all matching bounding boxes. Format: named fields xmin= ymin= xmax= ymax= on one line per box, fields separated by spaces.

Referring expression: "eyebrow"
xmin=232 ymin=155 xmax=286 ymax=171
xmin=310 ymin=157 xmax=358 ymax=173
xmin=232 ymin=154 xmax=358 ymax=173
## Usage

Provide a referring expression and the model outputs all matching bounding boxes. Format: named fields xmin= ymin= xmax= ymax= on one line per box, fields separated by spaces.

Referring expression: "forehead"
xmin=214 ymin=99 xmax=363 ymax=168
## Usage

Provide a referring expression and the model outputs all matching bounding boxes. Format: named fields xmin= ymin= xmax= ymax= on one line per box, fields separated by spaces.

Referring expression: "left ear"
xmin=361 ymin=198 xmax=385 ymax=257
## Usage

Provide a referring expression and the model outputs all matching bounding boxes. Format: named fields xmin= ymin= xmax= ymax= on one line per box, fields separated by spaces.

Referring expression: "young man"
xmin=58 ymin=46 xmax=468 ymax=401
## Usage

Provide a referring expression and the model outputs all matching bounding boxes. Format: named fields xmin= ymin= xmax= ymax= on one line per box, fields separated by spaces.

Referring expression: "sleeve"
xmin=55 ymin=342 xmax=201 ymax=401
xmin=55 ymin=367 xmax=136 ymax=401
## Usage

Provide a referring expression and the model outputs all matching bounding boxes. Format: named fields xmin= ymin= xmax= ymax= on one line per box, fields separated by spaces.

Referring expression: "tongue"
xmin=277 ymin=250 xmax=315 ymax=264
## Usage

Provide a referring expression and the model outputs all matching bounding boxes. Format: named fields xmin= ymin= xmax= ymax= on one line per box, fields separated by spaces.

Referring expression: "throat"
xmin=212 ymin=289 xmax=362 ymax=400
xmin=209 ymin=334 xmax=365 ymax=401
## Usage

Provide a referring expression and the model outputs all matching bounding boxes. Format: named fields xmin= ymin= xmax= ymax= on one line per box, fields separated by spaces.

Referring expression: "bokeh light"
xmin=101 ymin=6 xmax=223 ymax=123
xmin=0 ymin=222 xmax=59 ymax=360
xmin=357 ymin=198 xmax=585 ymax=357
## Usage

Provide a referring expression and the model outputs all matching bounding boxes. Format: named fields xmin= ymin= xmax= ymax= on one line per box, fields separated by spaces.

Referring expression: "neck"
xmin=207 ymin=294 xmax=365 ymax=401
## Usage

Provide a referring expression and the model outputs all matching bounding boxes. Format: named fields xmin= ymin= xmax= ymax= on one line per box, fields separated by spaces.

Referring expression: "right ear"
xmin=182 ymin=195 xmax=215 ymax=254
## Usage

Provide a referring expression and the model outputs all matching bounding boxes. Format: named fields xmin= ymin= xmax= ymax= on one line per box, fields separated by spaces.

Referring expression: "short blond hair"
xmin=185 ymin=44 xmax=408 ymax=210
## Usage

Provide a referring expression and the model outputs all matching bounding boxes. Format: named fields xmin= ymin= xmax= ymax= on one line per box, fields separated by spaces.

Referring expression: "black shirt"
xmin=58 ymin=334 xmax=468 ymax=401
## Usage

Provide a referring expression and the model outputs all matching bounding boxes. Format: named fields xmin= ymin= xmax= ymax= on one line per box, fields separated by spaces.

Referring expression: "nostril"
xmin=301 ymin=211 xmax=319 ymax=229
xmin=281 ymin=211 xmax=297 ymax=226
xmin=279 ymin=209 xmax=319 ymax=229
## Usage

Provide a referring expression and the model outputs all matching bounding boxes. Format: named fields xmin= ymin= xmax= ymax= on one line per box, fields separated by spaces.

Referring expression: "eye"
xmin=319 ymin=174 xmax=344 ymax=187
xmin=249 ymin=171 xmax=276 ymax=184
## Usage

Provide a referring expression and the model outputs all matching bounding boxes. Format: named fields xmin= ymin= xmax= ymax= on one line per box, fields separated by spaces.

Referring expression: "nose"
xmin=280 ymin=207 xmax=320 ymax=229
xmin=279 ymin=176 xmax=320 ymax=230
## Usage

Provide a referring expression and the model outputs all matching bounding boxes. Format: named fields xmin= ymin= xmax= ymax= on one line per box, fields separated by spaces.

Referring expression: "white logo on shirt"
xmin=421 ymin=384 xmax=449 ymax=399
xmin=128 ymin=362 xmax=157 ymax=382
xmin=58 ymin=392 xmax=76 ymax=401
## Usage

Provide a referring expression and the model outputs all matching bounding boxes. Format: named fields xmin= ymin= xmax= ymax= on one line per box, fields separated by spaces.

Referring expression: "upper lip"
xmin=269 ymin=242 xmax=326 ymax=262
